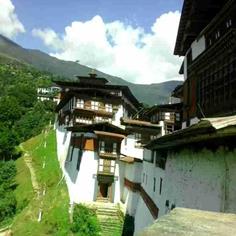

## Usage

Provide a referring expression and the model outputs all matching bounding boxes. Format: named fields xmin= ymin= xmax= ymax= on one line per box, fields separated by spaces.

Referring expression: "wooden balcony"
xmin=73 ymin=106 xmax=114 ymax=118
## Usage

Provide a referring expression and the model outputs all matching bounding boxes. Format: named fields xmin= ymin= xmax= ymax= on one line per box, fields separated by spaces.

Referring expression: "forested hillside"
xmin=0 ymin=55 xmax=57 ymax=226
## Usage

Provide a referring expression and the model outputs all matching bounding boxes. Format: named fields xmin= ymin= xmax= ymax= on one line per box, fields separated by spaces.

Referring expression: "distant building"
xmin=141 ymin=103 xmax=182 ymax=135
xmin=37 ymin=84 xmax=61 ymax=104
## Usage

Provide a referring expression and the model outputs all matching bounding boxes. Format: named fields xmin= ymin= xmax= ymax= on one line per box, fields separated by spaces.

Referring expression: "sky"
xmin=0 ymin=0 xmax=184 ymax=84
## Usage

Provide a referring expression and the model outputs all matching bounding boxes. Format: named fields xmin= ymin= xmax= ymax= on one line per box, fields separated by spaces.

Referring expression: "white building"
xmin=55 ymin=73 xmax=161 ymax=208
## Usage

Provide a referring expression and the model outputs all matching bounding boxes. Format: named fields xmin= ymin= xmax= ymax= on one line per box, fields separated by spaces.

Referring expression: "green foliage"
xmin=12 ymin=131 xmax=71 ymax=235
xmin=0 ymin=57 xmax=58 ymax=160
xmin=0 ymin=161 xmax=17 ymax=223
xmin=0 ymin=55 xmax=60 ymax=227
xmin=71 ymin=204 xmax=101 ymax=236
xmin=0 ymin=96 xmax=22 ymax=127
xmin=0 ymin=124 xmax=19 ymax=160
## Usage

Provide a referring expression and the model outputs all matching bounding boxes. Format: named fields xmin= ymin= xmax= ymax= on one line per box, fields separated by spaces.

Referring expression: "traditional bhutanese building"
xmin=37 ymin=83 xmax=61 ymax=103
xmin=133 ymin=0 xmax=236 ymax=234
xmin=174 ymin=0 xmax=236 ymax=128
xmin=141 ymin=103 xmax=183 ymax=135
xmin=55 ymin=73 xmax=161 ymax=206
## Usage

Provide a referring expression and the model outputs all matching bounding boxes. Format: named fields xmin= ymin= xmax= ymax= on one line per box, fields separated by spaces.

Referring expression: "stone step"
xmin=89 ymin=203 xmax=124 ymax=236
xmin=97 ymin=212 xmax=119 ymax=218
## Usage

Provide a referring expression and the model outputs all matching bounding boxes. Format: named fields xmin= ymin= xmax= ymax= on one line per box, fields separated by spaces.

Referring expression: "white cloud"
xmin=0 ymin=0 xmax=25 ymax=38
xmin=32 ymin=12 xmax=182 ymax=84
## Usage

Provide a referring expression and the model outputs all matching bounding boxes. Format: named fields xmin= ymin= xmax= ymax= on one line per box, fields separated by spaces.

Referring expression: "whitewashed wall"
xmin=114 ymin=162 xmax=121 ymax=203
xmin=134 ymin=197 xmax=154 ymax=234
xmin=119 ymin=161 xmax=143 ymax=216
xmin=64 ymin=148 xmax=98 ymax=204
xmin=56 ymin=124 xmax=71 ymax=167
xmin=159 ymin=148 xmax=236 ymax=216
xmin=121 ymin=134 xmax=144 ymax=160
xmin=56 ymin=126 xmax=98 ymax=204
xmin=191 ymin=35 xmax=206 ymax=60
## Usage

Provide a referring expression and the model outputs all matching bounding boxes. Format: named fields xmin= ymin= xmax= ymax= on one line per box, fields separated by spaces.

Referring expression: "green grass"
xmin=12 ymin=129 xmax=71 ymax=235
xmin=14 ymin=152 xmax=34 ymax=213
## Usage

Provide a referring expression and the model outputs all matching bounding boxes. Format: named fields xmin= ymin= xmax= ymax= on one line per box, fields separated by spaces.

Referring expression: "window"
xmin=143 ymin=173 xmax=145 ymax=183
xmin=209 ymin=39 xmax=212 ymax=46
xmin=156 ymin=151 xmax=167 ymax=170
xmin=76 ymin=99 xmax=84 ymax=108
xmin=99 ymin=159 xmax=104 ymax=171
xmin=100 ymin=141 xmax=105 ymax=153
xmin=105 ymin=104 xmax=113 ymax=112
xmin=146 ymin=175 xmax=148 ymax=185
xmin=91 ymin=101 xmax=99 ymax=110
xmin=95 ymin=116 xmax=103 ymax=123
xmin=165 ymin=112 xmax=170 ymax=120
xmin=99 ymin=140 xmax=117 ymax=154
xmin=110 ymin=160 xmax=115 ymax=173
xmin=215 ymin=30 xmax=220 ymax=39
xmin=175 ymin=113 xmax=180 ymax=121
xmin=135 ymin=133 xmax=141 ymax=140
xmin=150 ymin=135 xmax=157 ymax=140
xmin=112 ymin=143 xmax=117 ymax=154
xmin=153 ymin=177 xmax=156 ymax=192
xmin=226 ymin=19 xmax=232 ymax=28
xmin=151 ymin=150 xmax=155 ymax=163
xmin=76 ymin=117 xmax=92 ymax=124
xmin=156 ymin=157 xmax=166 ymax=170
xmin=159 ymin=178 xmax=163 ymax=195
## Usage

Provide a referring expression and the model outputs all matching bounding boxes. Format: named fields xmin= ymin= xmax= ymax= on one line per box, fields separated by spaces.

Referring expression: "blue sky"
xmin=0 ymin=0 xmax=184 ymax=84
xmin=12 ymin=0 xmax=183 ymax=51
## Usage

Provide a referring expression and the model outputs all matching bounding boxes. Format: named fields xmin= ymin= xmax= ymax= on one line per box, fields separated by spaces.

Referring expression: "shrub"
xmin=70 ymin=204 xmax=101 ymax=236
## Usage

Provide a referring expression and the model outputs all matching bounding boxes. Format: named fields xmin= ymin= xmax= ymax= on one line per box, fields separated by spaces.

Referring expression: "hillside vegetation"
xmin=0 ymin=34 xmax=182 ymax=105
xmin=0 ymin=56 xmax=59 ymax=227
xmin=12 ymin=129 xmax=71 ymax=235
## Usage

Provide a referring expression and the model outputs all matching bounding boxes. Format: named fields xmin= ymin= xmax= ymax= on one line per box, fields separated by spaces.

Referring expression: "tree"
xmin=0 ymin=96 xmax=22 ymax=127
xmin=0 ymin=124 xmax=19 ymax=160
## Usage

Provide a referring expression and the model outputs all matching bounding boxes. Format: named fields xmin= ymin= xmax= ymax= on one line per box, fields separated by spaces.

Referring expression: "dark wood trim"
xmin=140 ymin=186 xmax=159 ymax=219
xmin=124 ymin=178 xmax=141 ymax=192
xmin=124 ymin=178 xmax=159 ymax=219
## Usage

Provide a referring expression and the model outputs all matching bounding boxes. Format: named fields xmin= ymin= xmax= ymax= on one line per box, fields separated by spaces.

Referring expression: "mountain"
xmin=0 ymin=34 xmax=182 ymax=105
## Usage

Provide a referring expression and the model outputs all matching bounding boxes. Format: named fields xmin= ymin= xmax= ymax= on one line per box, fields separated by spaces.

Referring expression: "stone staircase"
xmin=92 ymin=202 xmax=124 ymax=236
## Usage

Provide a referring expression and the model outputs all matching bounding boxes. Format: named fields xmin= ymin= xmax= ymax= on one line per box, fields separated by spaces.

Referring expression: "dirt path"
xmin=23 ymin=153 xmax=40 ymax=195
xmin=19 ymin=144 xmax=41 ymax=196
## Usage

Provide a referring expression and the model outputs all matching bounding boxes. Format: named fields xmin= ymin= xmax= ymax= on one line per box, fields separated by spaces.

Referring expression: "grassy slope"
xmin=12 ymin=129 xmax=71 ymax=236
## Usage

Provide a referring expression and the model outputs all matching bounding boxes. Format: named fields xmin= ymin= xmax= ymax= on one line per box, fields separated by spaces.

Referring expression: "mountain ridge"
xmin=0 ymin=34 xmax=182 ymax=105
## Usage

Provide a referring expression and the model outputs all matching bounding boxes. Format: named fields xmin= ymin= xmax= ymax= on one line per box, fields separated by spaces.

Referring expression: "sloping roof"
xmin=67 ymin=122 xmax=129 ymax=135
xmin=119 ymin=155 xmax=143 ymax=164
xmin=146 ymin=115 xmax=236 ymax=150
xmin=54 ymin=80 xmax=141 ymax=109
xmin=138 ymin=208 xmax=236 ymax=236
xmin=202 ymin=116 xmax=236 ymax=130
xmin=94 ymin=131 xmax=126 ymax=139
xmin=145 ymin=103 xmax=183 ymax=115
xmin=121 ymin=118 xmax=161 ymax=129
xmin=174 ymin=0 xmax=227 ymax=55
